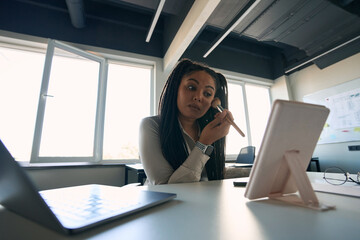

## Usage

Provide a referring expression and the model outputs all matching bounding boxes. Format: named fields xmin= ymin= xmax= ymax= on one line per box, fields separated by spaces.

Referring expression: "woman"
xmin=139 ymin=59 xmax=249 ymax=185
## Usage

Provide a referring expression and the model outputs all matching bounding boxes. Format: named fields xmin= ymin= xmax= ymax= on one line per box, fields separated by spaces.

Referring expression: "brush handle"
xmin=216 ymin=105 xmax=224 ymax=112
xmin=227 ymin=118 xmax=245 ymax=137
xmin=216 ymin=104 xmax=245 ymax=137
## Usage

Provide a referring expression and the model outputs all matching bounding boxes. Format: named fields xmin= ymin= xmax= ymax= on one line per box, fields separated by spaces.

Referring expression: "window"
xmin=0 ymin=39 xmax=154 ymax=163
xmin=0 ymin=46 xmax=44 ymax=162
xmin=227 ymin=82 xmax=248 ymax=155
xmin=1 ymin=37 xmax=269 ymax=163
xmin=38 ymin=46 xmax=100 ymax=158
xmin=245 ymin=84 xmax=271 ymax=151
xmin=103 ymin=63 xmax=152 ymax=160
xmin=226 ymin=80 xmax=271 ymax=158
xmin=31 ymin=40 xmax=107 ymax=162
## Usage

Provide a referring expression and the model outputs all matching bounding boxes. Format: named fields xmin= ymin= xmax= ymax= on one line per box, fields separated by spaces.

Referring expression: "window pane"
xmin=245 ymin=84 xmax=271 ymax=152
xmin=39 ymin=48 xmax=99 ymax=157
xmin=0 ymin=47 xmax=44 ymax=161
xmin=103 ymin=63 xmax=151 ymax=160
xmin=227 ymin=82 xmax=248 ymax=155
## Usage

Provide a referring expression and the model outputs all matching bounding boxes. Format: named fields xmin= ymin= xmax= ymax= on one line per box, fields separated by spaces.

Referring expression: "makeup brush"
xmin=211 ymin=98 xmax=245 ymax=137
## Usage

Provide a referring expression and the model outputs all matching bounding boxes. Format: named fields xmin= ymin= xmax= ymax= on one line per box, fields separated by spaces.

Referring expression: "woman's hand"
xmin=198 ymin=109 xmax=233 ymax=145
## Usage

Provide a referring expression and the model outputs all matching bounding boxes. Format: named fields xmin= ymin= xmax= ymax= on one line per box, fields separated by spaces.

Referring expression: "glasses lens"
xmin=324 ymin=167 xmax=347 ymax=185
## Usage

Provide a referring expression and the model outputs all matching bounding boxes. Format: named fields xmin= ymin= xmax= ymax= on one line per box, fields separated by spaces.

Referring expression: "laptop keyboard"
xmin=41 ymin=191 xmax=141 ymax=224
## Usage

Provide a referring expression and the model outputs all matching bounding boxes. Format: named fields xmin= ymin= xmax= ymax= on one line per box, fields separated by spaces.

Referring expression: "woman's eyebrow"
xmin=187 ymin=78 xmax=215 ymax=91
xmin=187 ymin=78 xmax=199 ymax=84
xmin=206 ymin=85 xmax=215 ymax=91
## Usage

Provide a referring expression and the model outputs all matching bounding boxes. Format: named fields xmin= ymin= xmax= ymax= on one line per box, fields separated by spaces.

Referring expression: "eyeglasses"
xmin=323 ymin=166 xmax=360 ymax=185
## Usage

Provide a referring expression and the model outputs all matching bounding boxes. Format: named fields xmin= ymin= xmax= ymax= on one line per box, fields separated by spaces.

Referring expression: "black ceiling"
xmin=1 ymin=0 xmax=360 ymax=80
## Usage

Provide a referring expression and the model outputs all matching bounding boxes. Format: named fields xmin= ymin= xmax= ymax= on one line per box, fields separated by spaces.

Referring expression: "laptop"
xmin=0 ymin=140 xmax=176 ymax=234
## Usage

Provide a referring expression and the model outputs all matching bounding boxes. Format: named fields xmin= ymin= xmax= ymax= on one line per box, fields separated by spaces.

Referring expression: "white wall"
xmin=26 ymin=166 xmax=126 ymax=191
xmin=270 ymin=75 xmax=291 ymax=101
xmin=287 ymin=53 xmax=360 ymax=173
xmin=288 ymin=53 xmax=360 ymax=102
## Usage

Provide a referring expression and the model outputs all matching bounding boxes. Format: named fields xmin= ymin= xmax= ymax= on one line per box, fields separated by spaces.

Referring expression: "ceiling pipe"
xmin=146 ymin=0 xmax=166 ymax=42
xmin=284 ymin=35 xmax=360 ymax=74
xmin=203 ymin=0 xmax=262 ymax=58
xmin=65 ymin=0 xmax=86 ymax=28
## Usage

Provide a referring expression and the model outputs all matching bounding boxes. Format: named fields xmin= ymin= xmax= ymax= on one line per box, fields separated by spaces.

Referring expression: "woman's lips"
xmin=188 ymin=104 xmax=200 ymax=111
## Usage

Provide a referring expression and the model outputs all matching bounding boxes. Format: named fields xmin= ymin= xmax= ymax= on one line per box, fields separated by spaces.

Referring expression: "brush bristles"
xmin=211 ymin=98 xmax=221 ymax=108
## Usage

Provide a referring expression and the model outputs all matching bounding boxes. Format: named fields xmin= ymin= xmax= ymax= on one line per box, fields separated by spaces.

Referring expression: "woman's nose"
xmin=193 ymin=92 xmax=202 ymax=102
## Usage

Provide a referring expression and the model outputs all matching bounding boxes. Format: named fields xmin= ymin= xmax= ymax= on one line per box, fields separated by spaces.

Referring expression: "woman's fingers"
xmin=225 ymin=110 xmax=234 ymax=121
xmin=207 ymin=112 xmax=226 ymax=127
xmin=199 ymin=109 xmax=234 ymax=144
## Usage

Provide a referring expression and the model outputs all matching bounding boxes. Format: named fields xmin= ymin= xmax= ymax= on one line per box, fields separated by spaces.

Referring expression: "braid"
xmin=159 ymin=60 xmax=193 ymax=170
xmin=199 ymin=73 xmax=228 ymax=180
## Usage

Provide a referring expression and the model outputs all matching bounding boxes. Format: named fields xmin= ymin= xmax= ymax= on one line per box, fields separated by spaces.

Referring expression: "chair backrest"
xmin=236 ymin=146 xmax=255 ymax=164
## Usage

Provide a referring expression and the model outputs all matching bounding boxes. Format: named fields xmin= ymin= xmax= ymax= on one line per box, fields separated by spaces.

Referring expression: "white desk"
xmin=1 ymin=172 xmax=359 ymax=239
xmin=225 ymin=162 xmax=253 ymax=168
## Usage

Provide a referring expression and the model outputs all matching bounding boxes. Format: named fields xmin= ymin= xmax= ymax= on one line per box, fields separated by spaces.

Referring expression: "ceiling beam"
xmin=163 ymin=0 xmax=221 ymax=73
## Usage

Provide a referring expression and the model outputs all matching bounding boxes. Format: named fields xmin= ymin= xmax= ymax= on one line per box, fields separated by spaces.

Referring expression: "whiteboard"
xmin=303 ymin=78 xmax=360 ymax=144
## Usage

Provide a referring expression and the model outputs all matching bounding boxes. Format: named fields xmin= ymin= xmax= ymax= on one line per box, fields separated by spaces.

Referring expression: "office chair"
xmin=307 ymin=157 xmax=321 ymax=172
xmin=236 ymin=146 xmax=255 ymax=164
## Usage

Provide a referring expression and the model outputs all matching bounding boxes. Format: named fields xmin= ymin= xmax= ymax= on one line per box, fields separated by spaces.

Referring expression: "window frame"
xmin=25 ymin=39 xmax=156 ymax=164
xmin=30 ymin=40 xmax=107 ymax=163
xmin=102 ymin=60 xmax=155 ymax=161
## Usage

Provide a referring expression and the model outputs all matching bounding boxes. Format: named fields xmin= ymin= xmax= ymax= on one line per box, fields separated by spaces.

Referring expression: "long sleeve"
xmin=139 ymin=116 xmax=210 ymax=185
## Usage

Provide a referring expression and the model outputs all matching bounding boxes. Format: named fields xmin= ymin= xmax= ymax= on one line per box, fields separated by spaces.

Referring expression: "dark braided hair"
xmin=158 ymin=59 xmax=228 ymax=180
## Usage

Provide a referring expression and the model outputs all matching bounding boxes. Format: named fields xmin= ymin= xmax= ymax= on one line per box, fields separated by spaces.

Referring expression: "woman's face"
xmin=177 ymin=70 xmax=216 ymax=121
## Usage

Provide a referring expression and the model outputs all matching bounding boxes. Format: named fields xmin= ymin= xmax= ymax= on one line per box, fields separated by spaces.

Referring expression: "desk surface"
xmin=128 ymin=163 xmax=253 ymax=170
xmin=225 ymin=163 xmax=253 ymax=168
xmin=1 ymin=172 xmax=359 ymax=240
xmin=125 ymin=163 xmax=145 ymax=171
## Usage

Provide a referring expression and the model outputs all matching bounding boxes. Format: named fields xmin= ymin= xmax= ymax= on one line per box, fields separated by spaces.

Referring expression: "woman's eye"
xmin=187 ymin=85 xmax=196 ymax=91
xmin=204 ymin=92 xmax=213 ymax=97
